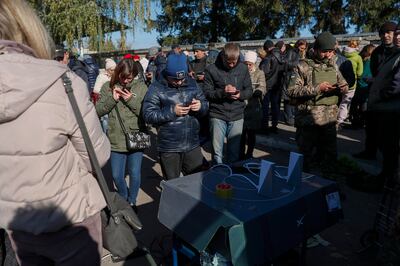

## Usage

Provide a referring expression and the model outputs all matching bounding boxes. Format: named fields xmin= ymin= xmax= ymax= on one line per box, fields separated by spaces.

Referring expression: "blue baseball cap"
xmin=165 ymin=54 xmax=188 ymax=80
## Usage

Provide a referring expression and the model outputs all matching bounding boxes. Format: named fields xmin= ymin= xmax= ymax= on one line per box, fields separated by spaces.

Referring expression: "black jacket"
xmin=82 ymin=56 xmax=99 ymax=93
xmin=143 ymin=74 xmax=208 ymax=152
xmin=368 ymin=48 xmax=400 ymax=112
xmin=336 ymin=54 xmax=356 ymax=88
xmin=281 ymin=48 xmax=301 ymax=100
xmin=370 ymin=44 xmax=398 ymax=77
xmin=146 ymin=54 xmax=167 ymax=84
xmin=203 ymin=52 xmax=253 ymax=121
xmin=259 ymin=47 xmax=285 ymax=90
xmin=68 ymin=58 xmax=90 ymax=90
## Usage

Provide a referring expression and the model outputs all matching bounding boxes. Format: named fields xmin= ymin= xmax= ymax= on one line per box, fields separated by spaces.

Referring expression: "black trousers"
xmin=296 ymin=123 xmax=337 ymax=171
xmin=377 ymin=112 xmax=400 ymax=182
xmin=159 ymin=146 xmax=204 ymax=180
xmin=240 ymin=128 xmax=256 ymax=159
xmin=363 ymin=111 xmax=379 ymax=155
xmin=262 ymin=89 xmax=281 ymax=128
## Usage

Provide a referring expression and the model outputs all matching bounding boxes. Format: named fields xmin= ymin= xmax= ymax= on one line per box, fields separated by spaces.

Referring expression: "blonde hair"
xmin=223 ymin=43 xmax=240 ymax=60
xmin=348 ymin=40 xmax=359 ymax=48
xmin=257 ymin=47 xmax=267 ymax=59
xmin=0 ymin=0 xmax=54 ymax=59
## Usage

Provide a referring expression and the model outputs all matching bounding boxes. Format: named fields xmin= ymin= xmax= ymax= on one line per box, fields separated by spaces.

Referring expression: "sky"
xmin=124 ymin=2 xmax=357 ymax=50
xmin=128 ymin=25 xmax=357 ymax=50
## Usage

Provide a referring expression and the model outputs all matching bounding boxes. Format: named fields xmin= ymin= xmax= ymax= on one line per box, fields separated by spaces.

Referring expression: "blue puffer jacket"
xmin=143 ymin=74 xmax=208 ymax=152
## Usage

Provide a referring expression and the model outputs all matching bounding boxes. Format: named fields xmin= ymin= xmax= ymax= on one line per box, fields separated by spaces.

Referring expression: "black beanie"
xmin=314 ymin=32 xmax=336 ymax=51
xmin=379 ymin=21 xmax=397 ymax=34
xmin=263 ymin=40 xmax=274 ymax=51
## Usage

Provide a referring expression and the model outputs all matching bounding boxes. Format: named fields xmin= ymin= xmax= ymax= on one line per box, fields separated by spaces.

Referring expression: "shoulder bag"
xmin=62 ymin=73 xmax=142 ymax=259
xmin=115 ymin=105 xmax=151 ymax=150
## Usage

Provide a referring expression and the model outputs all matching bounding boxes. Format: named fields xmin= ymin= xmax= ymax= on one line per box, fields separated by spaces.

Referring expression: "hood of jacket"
xmin=344 ymin=50 xmax=360 ymax=59
xmin=0 ymin=40 xmax=68 ymax=123
xmin=271 ymin=48 xmax=285 ymax=64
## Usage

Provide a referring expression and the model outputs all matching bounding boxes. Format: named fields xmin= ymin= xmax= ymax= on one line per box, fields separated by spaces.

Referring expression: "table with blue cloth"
xmin=158 ymin=162 xmax=343 ymax=265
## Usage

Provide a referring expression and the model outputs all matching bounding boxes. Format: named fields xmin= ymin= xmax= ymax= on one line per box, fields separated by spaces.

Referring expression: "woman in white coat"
xmin=0 ymin=0 xmax=110 ymax=265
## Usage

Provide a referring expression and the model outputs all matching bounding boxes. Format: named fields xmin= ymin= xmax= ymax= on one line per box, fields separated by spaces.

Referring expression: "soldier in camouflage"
xmin=287 ymin=32 xmax=348 ymax=171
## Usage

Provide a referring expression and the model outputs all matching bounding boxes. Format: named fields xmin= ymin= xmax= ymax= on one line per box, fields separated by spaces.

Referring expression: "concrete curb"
xmin=256 ymin=134 xmax=381 ymax=175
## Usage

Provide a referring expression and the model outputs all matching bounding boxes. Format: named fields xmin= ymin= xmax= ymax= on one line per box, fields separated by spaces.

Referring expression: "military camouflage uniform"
xmin=287 ymin=55 xmax=348 ymax=171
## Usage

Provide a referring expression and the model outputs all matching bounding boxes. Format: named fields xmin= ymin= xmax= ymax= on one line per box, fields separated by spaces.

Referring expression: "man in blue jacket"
xmin=203 ymin=43 xmax=253 ymax=164
xmin=143 ymin=54 xmax=208 ymax=179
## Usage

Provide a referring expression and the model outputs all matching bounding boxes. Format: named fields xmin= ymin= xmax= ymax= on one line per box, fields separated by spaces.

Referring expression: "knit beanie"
xmin=105 ymin=58 xmax=116 ymax=70
xmin=193 ymin=43 xmax=207 ymax=51
xmin=314 ymin=32 xmax=336 ymax=51
xmin=379 ymin=21 xmax=397 ymax=34
xmin=165 ymin=54 xmax=188 ymax=79
xmin=275 ymin=40 xmax=285 ymax=49
xmin=244 ymin=51 xmax=258 ymax=64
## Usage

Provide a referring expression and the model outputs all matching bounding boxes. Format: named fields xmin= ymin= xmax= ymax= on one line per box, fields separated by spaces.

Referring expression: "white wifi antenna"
xmin=257 ymin=160 xmax=275 ymax=196
xmin=286 ymin=152 xmax=303 ymax=188
xmin=257 ymin=152 xmax=304 ymax=196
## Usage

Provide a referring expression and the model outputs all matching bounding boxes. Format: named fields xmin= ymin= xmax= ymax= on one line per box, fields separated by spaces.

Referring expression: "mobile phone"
xmin=182 ymin=99 xmax=193 ymax=107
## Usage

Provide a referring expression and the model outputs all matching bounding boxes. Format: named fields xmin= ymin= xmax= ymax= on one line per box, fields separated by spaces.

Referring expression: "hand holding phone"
xmin=175 ymin=104 xmax=190 ymax=116
xmin=225 ymin=84 xmax=237 ymax=94
xmin=190 ymin=99 xmax=201 ymax=112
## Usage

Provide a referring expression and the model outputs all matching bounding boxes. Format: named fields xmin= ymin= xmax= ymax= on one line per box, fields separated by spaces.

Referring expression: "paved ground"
xmin=101 ymin=122 xmax=384 ymax=266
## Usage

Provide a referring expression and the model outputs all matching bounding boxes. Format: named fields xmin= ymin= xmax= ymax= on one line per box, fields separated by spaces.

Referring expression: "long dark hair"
xmin=359 ymin=44 xmax=375 ymax=60
xmin=110 ymin=58 xmax=139 ymax=88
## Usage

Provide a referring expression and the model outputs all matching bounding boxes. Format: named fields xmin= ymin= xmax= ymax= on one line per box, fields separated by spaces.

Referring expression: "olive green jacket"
xmin=287 ymin=56 xmax=349 ymax=126
xmin=95 ymin=79 xmax=148 ymax=152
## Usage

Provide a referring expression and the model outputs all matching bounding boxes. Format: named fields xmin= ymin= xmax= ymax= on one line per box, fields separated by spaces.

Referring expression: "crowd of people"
xmin=0 ymin=0 xmax=400 ymax=265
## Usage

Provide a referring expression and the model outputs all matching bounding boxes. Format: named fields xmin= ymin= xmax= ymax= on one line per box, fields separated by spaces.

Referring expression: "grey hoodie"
xmin=0 ymin=40 xmax=110 ymax=234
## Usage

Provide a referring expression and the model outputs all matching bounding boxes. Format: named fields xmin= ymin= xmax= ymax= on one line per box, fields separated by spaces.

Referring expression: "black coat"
xmin=143 ymin=74 xmax=208 ymax=152
xmin=68 ymin=58 xmax=90 ymax=91
xmin=259 ymin=47 xmax=285 ymax=90
xmin=336 ymin=54 xmax=356 ymax=88
xmin=370 ymin=44 xmax=398 ymax=77
xmin=82 ymin=57 xmax=99 ymax=92
xmin=203 ymin=52 xmax=253 ymax=121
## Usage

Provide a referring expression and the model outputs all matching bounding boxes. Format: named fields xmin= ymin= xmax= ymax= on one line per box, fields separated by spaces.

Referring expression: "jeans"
xmin=337 ymin=90 xmax=355 ymax=124
xmin=110 ymin=151 xmax=143 ymax=205
xmin=283 ymin=100 xmax=295 ymax=126
xmin=210 ymin=118 xmax=243 ymax=164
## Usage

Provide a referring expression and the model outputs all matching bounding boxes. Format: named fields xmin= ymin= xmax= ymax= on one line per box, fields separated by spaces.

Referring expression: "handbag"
xmin=115 ymin=105 xmax=151 ymax=150
xmin=62 ymin=73 xmax=142 ymax=259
